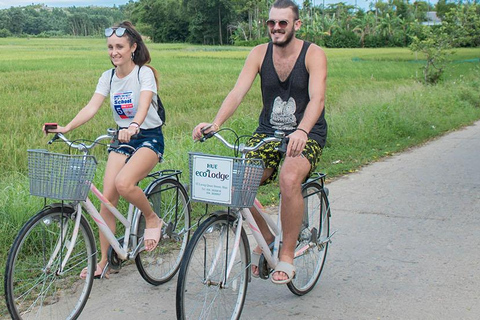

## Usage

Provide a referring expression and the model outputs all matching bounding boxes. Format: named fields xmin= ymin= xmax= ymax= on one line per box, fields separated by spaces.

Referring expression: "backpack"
xmin=109 ymin=66 xmax=166 ymax=125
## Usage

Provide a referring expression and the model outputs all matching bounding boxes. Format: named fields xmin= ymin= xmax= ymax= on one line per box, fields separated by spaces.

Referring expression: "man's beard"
xmin=271 ymin=28 xmax=295 ymax=47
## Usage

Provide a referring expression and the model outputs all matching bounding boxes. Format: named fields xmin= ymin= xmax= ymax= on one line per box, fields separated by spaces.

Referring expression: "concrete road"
xmin=79 ymin=121 xmax=480 ymax=320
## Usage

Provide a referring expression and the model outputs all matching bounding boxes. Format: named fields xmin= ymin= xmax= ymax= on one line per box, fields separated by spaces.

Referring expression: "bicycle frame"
xmin=219 ymin=182 xmax=333 ymax=283
xmin=47 ymin=182 xmax=143 ymax=275
xmin=41 ymin=131 xmax=147 ymax=274
xmin=218 ymin=198 xmax=282 ymax=282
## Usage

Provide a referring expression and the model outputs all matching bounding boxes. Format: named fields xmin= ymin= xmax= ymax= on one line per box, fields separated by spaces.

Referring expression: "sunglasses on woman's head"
xmin=266 ymin=19 xmax=289 ymax=29
xmin=105 ymin=27 xmax=127 ymax=37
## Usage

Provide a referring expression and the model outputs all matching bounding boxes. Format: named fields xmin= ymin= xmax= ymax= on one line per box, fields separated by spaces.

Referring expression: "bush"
xmin=0 ymin=28 xmax=11 ymax=38
xmin=234 ymin=37 xmax=269 ymax=47
xmin=324 ymin=30 xmax=360 ymax=48
xmin=363 ymin=34 xmax=384 ymax=48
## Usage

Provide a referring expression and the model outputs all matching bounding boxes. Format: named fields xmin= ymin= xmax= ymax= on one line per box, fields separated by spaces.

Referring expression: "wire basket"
xmin=27 ymin=149 xmax=97 ymax=201
xmin=189 ymin=153 xmax=264 ymax=208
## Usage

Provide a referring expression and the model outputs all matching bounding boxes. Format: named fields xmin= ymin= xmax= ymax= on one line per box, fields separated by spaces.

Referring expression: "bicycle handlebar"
xmin=200 ymin=129 xmax=288 ymax=155
xmin=48 ymin=128 xmax=136 ymax=154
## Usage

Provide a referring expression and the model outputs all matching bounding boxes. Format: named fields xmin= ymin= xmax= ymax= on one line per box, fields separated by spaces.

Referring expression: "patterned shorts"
xmin=246 ymin=133 xmax=323 ymax=185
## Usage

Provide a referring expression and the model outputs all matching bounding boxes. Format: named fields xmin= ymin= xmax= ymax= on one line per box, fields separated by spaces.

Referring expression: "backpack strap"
xmin=109 ymin=68 xmax=115 ymax=86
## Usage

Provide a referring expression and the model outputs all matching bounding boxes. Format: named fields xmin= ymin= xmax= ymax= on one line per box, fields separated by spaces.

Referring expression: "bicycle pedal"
xmin=258 ymin=254 xmax=270 ymax=280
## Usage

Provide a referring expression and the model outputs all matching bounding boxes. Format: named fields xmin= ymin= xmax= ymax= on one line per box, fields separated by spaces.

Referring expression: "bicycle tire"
xmin=287 ymin=182 xmax=330 ymax=295
xmin=4 ymin=204 xmax=96 ymax=320
xmin=135 ymin=178 xmax=191 ymax=285
xmin=176 ymin=212 xmax=249 ymax=320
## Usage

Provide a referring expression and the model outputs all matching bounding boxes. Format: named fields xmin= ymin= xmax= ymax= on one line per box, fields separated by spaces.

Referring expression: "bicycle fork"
xmin=45 ymin=203 xmax=83 ymax=275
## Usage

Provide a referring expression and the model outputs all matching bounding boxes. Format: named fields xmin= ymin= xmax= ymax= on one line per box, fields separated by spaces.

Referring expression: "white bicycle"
xmin=4 ymin=129 xmax=191 ymax=320
xmin=176 ymin=129 xmax=332 ymax=319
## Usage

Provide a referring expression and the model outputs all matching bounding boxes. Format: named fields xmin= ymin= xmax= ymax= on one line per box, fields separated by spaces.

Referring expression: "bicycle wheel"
xmin=135 ymin=178 xmax=191 ymax=285
xmin=4 ymin=204 xmax=96 ymax=320
xmin=176 ymin=212 xmax=249 ymax=320
xmin=288 ymin=182 xmax=331 ymax=295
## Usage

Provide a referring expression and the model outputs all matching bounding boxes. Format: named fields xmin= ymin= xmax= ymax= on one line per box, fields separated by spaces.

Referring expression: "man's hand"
xmin=192 ymin=122 xmax=219 ymax=141
xmin=287 ymin=129 xmax=308 ymax=157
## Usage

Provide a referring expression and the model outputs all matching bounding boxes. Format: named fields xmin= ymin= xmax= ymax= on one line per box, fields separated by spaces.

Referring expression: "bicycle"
xmin=176 ymin=129 xmax=333 ymax=320
xmin=4 ymin=128 xmax=191 ymax=320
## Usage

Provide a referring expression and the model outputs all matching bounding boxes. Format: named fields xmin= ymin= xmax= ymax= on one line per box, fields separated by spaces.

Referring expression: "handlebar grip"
xmin=110 ymin=132 xmax=139 ymax=148
xmin=277 ymin=137 xmax=289 ymax=153
xmin=200 ymin=131 xmax=215 ymax=142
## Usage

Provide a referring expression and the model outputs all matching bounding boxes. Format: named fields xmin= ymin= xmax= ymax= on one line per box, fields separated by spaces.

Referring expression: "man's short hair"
xmin=272 ymin=0 xmax=300 ymax=20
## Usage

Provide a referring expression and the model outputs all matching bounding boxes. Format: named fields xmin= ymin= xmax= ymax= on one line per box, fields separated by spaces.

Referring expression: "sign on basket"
xmin=191 ymin=154 xmax=234 ymax=204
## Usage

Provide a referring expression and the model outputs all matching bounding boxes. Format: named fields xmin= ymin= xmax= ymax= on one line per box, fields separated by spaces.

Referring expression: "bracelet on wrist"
xmin=296 ymin=128 xmax=308 ymax=135
xmin=129 ymin=121 xmax=140 ymax=128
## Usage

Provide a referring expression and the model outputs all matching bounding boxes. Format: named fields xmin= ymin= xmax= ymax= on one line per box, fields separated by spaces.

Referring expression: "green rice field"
xmin=1 ymin=38 xmax=479 ymax=317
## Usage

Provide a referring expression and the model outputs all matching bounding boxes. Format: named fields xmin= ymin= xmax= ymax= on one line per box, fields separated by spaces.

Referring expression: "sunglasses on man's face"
xmin=105 ymin=27 xmax=127 ymax=37
xmin=266 ymin=19 xmax=289 ymax=29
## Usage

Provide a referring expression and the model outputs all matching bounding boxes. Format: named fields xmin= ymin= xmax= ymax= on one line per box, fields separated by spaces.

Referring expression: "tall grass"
xmin=1 ymin=38 xmax=480 ymax=317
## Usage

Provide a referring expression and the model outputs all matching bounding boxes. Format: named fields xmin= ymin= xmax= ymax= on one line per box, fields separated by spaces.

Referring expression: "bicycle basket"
xmin=189 ymin=153 xmax=264 ymax=208
xmin=27 ymin=149 xmax=97 ymax=201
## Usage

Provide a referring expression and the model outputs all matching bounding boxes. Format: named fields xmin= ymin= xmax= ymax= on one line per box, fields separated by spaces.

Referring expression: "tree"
xmin=442 ymin=4 xmax=480 ymax=47
xmin=353 ymin=11 xmax=376 ymax=47
xmin=410 ymin=24 xmax=452 ymax=84
xmin=7 ymin=8 xmax=25 ymax=35
xmin=183 ymin=0 xmax=239 ymax=44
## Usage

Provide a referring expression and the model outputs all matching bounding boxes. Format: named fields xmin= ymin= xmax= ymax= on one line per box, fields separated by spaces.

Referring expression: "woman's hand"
xmin=118 ymin=126 xmax=138 ymax=143
xmin=42 ymin=123 xmax=69 ymax=135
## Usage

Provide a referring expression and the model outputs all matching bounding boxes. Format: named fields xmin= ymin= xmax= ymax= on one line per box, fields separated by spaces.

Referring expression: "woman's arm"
xmin=47 ymin=93 xmax=106 ymax=134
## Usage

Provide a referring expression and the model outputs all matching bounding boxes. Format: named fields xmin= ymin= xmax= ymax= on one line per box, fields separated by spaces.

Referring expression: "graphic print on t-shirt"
xmin=270 ymin=96 xmax=297 ymax=130
xmin=113 ymin=91 xmax=135 ymax=119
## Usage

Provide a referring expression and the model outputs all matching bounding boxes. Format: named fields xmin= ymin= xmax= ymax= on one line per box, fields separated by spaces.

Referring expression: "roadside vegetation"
xmin=1 ymin=38 xmax=479 ymax=316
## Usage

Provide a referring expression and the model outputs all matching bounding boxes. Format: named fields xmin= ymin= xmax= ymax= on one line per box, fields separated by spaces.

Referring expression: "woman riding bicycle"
xmin=44 ymin=21 xmax=164 ymax=279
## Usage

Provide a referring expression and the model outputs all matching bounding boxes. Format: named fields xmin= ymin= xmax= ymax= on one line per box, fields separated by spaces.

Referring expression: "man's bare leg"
xmin=272 ymin=155 xmax=310 ymax=282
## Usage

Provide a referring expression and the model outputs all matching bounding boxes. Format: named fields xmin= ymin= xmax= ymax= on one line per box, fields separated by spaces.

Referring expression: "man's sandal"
xmin=144 ymin=217 xmax=163 ymax=252
xmin=79 ymin=264 xmax=109 ymax=280
xmin=271 ymin=261 xmax=296 ymax=285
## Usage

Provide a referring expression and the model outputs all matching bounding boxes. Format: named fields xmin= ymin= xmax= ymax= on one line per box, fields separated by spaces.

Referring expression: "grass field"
xmin=1 ymin=38 xmax=479 ymax=317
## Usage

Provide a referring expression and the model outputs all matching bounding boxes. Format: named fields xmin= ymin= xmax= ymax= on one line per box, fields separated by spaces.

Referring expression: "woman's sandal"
xmin=271 ymin=261 xmax=296 ymax=285
xmin=251 ymin=251 xmax=262 ymax=278
xmin=79 ymin=264 xmax=109 ymax=280
xmin=144 ymin=217 xmax=163 ymax=252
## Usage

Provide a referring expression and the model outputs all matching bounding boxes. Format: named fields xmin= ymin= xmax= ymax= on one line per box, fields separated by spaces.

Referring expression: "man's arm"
xmin=287 ymin=44 xmax=327 ymax=157
xmin=192 ymin=44 xmax=267 ymax=140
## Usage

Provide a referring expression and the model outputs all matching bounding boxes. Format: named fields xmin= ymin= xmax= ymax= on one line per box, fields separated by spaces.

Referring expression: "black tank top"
xmin=256 ymin=41 xmax=327 ymax=147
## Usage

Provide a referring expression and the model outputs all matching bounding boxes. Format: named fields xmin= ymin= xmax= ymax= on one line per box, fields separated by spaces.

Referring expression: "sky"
xmin=0 ymin=0 xmax=133 ymax=10
xmin=0 ymin=0 xmax=438 ymax=11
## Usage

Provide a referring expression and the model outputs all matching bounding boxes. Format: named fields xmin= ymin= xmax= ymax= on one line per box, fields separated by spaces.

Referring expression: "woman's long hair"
xmin=113 ymin=21 xmax=159 ymax=88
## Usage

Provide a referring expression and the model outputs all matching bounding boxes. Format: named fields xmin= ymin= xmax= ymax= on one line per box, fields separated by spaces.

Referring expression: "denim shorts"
xmin=108 ymin=126 xmax=164 ymax=162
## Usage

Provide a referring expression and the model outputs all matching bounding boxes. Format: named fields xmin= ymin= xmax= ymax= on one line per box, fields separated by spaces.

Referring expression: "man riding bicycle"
xmin=193 ymin=0 xmax=327 ymax=284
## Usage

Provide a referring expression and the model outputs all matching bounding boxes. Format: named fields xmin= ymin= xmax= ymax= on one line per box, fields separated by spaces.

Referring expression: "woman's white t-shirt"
xmin=95 ymin=65 xmax=162 ymax=129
